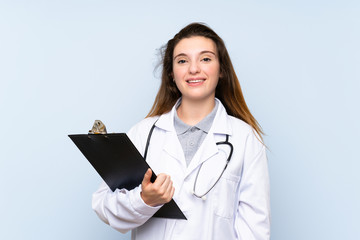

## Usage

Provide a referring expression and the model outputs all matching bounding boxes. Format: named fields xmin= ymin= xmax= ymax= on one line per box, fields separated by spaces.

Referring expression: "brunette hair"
xmin=147 ymin=22 xmax=264 ymax=139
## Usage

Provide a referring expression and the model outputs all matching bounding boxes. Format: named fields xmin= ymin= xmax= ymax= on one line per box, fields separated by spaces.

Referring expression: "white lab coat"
xmin=92 ymin=99 xmax=270 ymax=240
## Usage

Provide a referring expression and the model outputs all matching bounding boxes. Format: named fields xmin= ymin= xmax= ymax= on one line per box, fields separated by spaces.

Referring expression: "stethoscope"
xmin=143 ymin=121 xmax=233 ymax=201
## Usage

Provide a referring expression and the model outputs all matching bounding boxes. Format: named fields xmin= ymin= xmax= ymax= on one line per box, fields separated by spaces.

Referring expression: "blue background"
xmin=1 ymin=0 xmax=359 ymax=239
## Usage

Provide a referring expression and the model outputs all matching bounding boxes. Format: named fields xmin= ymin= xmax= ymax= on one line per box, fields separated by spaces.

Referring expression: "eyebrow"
xmin=173 ymin=50 xmax=217 ymax=60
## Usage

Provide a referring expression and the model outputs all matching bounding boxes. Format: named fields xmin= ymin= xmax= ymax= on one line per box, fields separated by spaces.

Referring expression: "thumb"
xmin=142 ymin=168 xmax=152 ymax=186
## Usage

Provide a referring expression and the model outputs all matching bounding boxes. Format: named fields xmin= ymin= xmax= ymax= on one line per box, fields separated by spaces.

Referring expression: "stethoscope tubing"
xmin=144 ymin=121 xmax=233 ymax=200
xmin=192 ymin=135 xmax=233 ymax=200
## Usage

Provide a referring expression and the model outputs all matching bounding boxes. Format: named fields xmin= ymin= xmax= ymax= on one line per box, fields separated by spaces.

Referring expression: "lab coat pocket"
xmin=212 ymin=173 xmax=240 ymax=219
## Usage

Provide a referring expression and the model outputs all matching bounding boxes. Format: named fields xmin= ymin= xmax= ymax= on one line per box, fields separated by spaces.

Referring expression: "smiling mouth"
xmin=186 ymin=79 xmax=205 ymax=83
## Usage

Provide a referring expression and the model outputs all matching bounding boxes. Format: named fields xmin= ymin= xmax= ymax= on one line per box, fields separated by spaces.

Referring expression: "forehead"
xmin=173 ymin=36 xmax=217 ymax=56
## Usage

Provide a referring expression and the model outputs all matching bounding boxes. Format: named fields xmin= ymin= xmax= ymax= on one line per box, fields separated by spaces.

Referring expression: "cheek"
xmin=205 ymin=64 xmax=221 ymax=79
xmin=173 ymin=66 xmax=186 ymax=80
xmin=172 ymin=68 xmax=184 ymax=90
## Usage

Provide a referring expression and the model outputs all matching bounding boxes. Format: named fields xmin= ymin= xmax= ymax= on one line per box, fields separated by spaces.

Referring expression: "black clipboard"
xmin=69 ymin=133 xmax=186 ymax=220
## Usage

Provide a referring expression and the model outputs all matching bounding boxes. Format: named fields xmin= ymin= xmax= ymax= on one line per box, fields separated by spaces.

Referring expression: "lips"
xmin=186 ymin=78 xmax=206 ymax=84
xmin=187 ymin=79 xmax=204 ymax=83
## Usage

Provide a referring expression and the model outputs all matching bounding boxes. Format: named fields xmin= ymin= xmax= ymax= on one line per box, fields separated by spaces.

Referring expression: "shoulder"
xmin=228 ymin=115 xmax=252 ymax=133
xmin=127 ymin=116 xmax=159 ymax=139
xmin=125 ymin=116 xmax=160 ymax=155
xmin=228 ymin=115 xmax=265 ymax=152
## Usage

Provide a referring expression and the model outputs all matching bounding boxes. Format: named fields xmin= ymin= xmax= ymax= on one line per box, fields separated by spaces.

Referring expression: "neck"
xmin=177 ymin=97 xmax=216 ymax=126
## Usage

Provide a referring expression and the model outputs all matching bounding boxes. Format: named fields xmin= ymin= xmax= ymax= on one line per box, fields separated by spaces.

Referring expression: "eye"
xmin=177 ymin=59 xmax=186 ymax=64
xmin=202 ymin=57 xmax=211 ymax=62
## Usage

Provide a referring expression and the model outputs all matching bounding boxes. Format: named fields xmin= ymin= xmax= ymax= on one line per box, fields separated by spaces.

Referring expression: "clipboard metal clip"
xmin=88 ymin=120 xmax=108 ymax=139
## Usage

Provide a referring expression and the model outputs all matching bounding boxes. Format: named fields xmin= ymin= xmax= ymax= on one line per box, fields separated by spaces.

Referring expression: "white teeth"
xmin=188 ymin=80 xmax=204 ymax=83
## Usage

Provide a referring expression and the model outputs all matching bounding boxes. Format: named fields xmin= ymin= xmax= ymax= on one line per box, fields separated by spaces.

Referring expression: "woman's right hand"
xmin=140 ymin=168 xmax=175 ymax=207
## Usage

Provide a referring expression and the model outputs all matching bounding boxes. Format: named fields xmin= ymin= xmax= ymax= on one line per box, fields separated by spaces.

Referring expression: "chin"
xmin=182 ymin=94 xmax=215 ymax=102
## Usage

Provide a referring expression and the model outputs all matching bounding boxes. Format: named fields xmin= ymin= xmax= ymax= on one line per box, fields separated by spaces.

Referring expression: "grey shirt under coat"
xmin=174 ymin=101 xmax=219 ymax=166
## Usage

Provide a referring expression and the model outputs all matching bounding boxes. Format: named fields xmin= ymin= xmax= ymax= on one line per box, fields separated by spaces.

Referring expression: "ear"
xmin=219 ymin=71 xmax=223 ymax=79
xmin=219 ymin=66 xmax=223 ymax=78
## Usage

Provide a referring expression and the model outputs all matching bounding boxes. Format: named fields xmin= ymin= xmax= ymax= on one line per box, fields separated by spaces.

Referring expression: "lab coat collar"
xmin=209 ymin=98 xmax=233 ymax=136
xmin=155 ymin=98 xmax=233 ymax=172
xmin=155 ymin=98 xmax=233 ymax=136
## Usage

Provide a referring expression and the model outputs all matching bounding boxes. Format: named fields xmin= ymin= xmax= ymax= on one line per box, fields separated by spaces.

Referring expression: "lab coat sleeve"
xmin=92 ymin=183 xmax=161 ymax=233
xmin=235 ymin=133 xmax=271 ymax=240
xmin=91 ymin=118 xmax=161 ymax=233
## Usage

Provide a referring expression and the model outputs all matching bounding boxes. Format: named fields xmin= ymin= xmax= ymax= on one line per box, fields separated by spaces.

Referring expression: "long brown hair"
xmin=147 ymin=22 xmax=264 ymax=140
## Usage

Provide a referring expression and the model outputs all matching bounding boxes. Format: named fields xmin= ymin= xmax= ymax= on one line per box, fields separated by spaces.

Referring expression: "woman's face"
xmin=172 ymin=36 xmax=221 ymax=103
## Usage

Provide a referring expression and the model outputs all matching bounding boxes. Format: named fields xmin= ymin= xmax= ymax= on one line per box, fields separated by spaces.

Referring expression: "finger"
xmin=153 ymin=173 xmax=168 ymax=187
xmin=163 ymin=185 xmax=175 ymax=203
xmin=164 ymin=179 xmax=173 ymax=196
xmin=159 ymin=175 xmax=173 ymax=193
xmin=141 ymin=168 xmax=152 ymax=186
xmin=170 ymin=186 xmax=175 ymax=198
xmin=163 ymin=175 xmax=172 ymax=191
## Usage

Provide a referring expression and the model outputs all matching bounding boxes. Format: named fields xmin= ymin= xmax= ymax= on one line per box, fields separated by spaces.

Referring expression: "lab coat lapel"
xmin=155 ymin=106 xmax=186 ymax=168
xmin=162 ymin=131 xmax=184 ymax=165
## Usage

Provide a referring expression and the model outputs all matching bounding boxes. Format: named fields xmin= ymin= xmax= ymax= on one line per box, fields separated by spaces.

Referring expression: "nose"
xmin=189 ymin=61 xmax=200 ymax=74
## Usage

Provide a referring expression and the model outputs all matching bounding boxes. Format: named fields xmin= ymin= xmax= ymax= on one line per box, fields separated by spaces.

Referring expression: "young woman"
xmin=92 ymin=23 xmax=270 ymax=240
